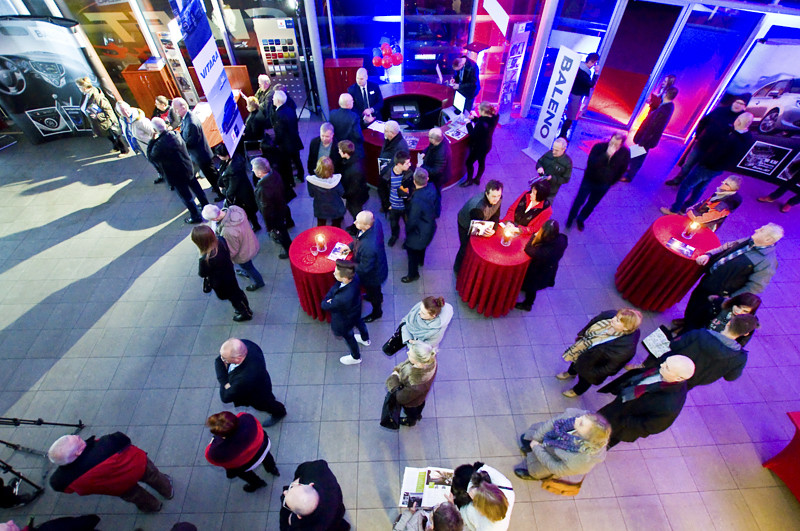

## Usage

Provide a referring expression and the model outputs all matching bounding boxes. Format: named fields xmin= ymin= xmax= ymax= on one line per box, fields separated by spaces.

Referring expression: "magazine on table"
xmin=445 ymin=127 xmax=467 ymax=141
xmin=469 ymin=220 xmax=495 ymax=236
xmin=630 ymin=144 xmax=647 ymax=158
xmin=368 ymin=120 xmax=385 ymax=133
xmin=665 ymin=237 xmax=695 ymax=258
xmin=398 ymin=467 xmax=454 ymax=509
xmin=643 ymin=325 xmax=673 ymax=358
xmin=377 ymin=157 xmax=392 ymax=175
xmin=326 ymin=242 xmax=350 ymax=261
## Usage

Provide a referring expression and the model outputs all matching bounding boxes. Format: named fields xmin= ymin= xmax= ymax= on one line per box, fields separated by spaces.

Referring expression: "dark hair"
xmin=531 ymin=179 xmax=551 ymax=201
xmin=452 ymin=56 xmax=466 ymax=68
xmin=422 ymin=296 xmax=445 ymax=317
xmin=535 ymin=219 xmax=560 ymax=244
xmin=394 ymin=150 xmax=410 ymax=166
xmin=587 ymin=52 xmax=600 ymax=63
xmin=206 ymin=411 xmax=238 ymax=436
xmin=722 ymin=292 xmax=761 ymax=313
xmin=728 ymin=314 xmax=759 ymax=337
xmin=432 ymin=502 xmax=464 ymax=531
xmin=451 ymin=461 xmax=483 ymax=508
xmin=338 ymin=140 xmax=355 ymax=156
xmin=485 ymin=179 xmax=503 ymax=194
xmin=335 ymin=259 xmax=355 ymax=279
xmin=191 ymin=225 xmax=218 ymax=259
xmin=213 ymin=143 xmax=229 ymax=158
xmin=664 ymin=86 xmax=679 ymax=100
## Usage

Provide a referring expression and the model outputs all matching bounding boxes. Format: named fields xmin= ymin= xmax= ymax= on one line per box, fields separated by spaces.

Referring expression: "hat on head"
xmin=202 ymin=204 xmax=221 ymax=221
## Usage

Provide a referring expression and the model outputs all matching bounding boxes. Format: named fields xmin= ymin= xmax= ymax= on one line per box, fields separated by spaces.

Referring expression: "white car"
xmin=747 ymin=78 xmax=800 ymax=135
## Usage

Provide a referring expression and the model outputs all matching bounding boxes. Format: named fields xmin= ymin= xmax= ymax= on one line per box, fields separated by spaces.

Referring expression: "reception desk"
xmin=363 ymin=82 xmax=470 ymax=188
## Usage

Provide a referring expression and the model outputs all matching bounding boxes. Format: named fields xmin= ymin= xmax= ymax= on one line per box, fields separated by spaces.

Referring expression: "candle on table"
xmin=315 ymin=233 xmax=326 ymax=252
xmin=501 ymin=225 xmax=513 ymax=247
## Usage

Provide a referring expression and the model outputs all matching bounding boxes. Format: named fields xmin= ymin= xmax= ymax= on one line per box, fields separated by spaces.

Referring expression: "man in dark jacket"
xmin=421 ymin=127 xmax=451 ymax=192
xmin=215 ymin=338 xmax=287 ymax=426
xmin=646 ymin=314 xmax=757 ymax=389
xmin=674 ymin=175 xmax=742 ymax=231
xmin=280 ymin=460 xmax=349 ymax=530
xmin=664 ymin=112 xmax=754 ymax=214
xmin=666 ymin=96 xmax=748 ymax=185
xmin=622 ymin=86 xmax=678 ymax=182
xmin=378 ymin=121 xmax=409 ymax=211
xmin=152 ymin=95 xmax=181 ymax=130
xmin=148 ymin=117 xmax=209 ymax=224
xmin=451 ymin=56 xmax=481 ymax=113
xmin=213 ymin=144 xmax=260 ymax=231
xmin=252 ymin=157 xmax=292 ymax=259
xmin=403 ymin=168 xmax=439 ymax=283
xmin=172 ymin=97 xmax=224 ymax=201
xmin=330 ymin=93 xmax=365 ymax=158
xmin=349 ymin=211 xmax=389 ymax=322
xmin=679 ymin=223 xmax=782 ymax=330
xmin=560 ymin=52 xmax=599 ymax=139
xmin=536 ymin=137 xmax=573 ymax=201
xmin=48 ymin=432 xmax=173 ymax=512
xmin=307 ymin=122 xmax=342 ymax=175
xmin=272 ymin=90 xmax=305 ymax=186
xmin=321 ymin=261 xmax=369 ymax=365
xmin=454 ymin=180 xmax=503 ymax=272
xmin=348 ymin=67 xmax=383 ymax=127
xmin=598 ymin=355 xmax=695 ymax=447
xmin=338 ymin=140 xmax=369 ymax=221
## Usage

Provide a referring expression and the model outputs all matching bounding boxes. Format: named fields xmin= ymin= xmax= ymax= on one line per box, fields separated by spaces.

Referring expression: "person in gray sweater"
xmin=515 ymin=409 xmax=610 ymax=480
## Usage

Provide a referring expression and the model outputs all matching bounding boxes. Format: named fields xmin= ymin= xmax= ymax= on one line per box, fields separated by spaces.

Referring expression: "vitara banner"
xmin=168 ymin=0 xmax=243 ymax=154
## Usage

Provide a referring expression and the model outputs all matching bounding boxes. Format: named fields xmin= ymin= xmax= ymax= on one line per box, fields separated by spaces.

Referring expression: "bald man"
xmin=348 ymin=67 xmax=383 ymax=126
xmin=598 ymin=355 xmax=695 ymax=448
xmin=215 ymin=338 xmax=287 ymax=427
xmin=330 ymin=93 xmax=364 ymax=159
xmin=421 ymin=127 xmax=451 ymax=192
xmin=280 ymin=460 xmax=349 ymax=530
xmin=349 ymin=211 xmax=388 ymax=322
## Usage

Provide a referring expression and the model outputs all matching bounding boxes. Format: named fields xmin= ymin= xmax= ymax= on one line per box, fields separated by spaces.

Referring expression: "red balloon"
xmin=392 ymin=52 xmax=403 ymax=65
xmin=381 ymin=44 xmax=392 ymax=55
xmin=382 ymin=56 xmax=393 ymax=69
xmin=372 ymin=56 xmax=382 ymax=67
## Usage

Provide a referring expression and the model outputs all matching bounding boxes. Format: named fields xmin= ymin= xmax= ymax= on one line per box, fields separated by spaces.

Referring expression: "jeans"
xmin=342 ymin=319 xmax=369 ymax=359
xmin=238 ymin=260 xmax=264 ymax=287
xmin=567 ymin=180 xmax=611 ymax=224
xmin=670 ymin=165 xmax=721 ymax=213
xmin=119 ymin=458 xmax=171 ymax=512
xmin=673 ymin=144 xmax=703 ymax=182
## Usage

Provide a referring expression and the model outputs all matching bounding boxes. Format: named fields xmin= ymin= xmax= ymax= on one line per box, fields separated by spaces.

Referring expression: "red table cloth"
xmin=763 ymin=411 xmax=800 ymax=502
xmin=456 ymin=229 xmax=531 ymax=318
xmin=615 ymin=214 xmax=720 ymax=312
xmin=289 ymin=226 xmax=351 ymax=321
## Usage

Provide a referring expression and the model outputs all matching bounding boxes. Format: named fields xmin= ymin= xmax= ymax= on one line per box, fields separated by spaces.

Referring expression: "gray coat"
xmin=522 ymin=408 xmax=606 ymax=479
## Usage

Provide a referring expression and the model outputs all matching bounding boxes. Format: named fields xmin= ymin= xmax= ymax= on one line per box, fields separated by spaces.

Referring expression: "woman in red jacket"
xmin=205 ymin=411 xmax=279 ymax=492
xmin=502 ymin=179 xmax=552 ymax=236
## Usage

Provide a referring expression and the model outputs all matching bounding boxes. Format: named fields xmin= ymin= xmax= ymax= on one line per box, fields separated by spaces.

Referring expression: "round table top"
xmin=289 ymin=226 xmax=352 ymax=275
xmin=469 ymin=227 xmax=531 ymax=267
xmin=651 ymin=215 xmax=720 ymax=260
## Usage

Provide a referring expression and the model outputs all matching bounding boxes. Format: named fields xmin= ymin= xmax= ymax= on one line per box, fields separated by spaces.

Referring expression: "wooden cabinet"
xmin=324 ymin=58 xmax=363 ymax=112
xmin=120 ymin=65 xmax=181 ymax=116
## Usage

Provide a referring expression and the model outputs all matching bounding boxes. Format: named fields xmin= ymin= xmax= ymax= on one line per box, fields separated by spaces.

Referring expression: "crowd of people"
xmin=1 ymin=61 xmax=788 ymax=530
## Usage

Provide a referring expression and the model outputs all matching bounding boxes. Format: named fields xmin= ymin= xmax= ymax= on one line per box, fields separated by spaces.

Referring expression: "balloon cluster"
xmin=372 ymin=42 xmax=403 ymax=69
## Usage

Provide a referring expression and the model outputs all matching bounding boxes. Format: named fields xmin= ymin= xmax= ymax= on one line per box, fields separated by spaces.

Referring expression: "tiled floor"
xmin=0 ymin=115 xmax=798 ymax=530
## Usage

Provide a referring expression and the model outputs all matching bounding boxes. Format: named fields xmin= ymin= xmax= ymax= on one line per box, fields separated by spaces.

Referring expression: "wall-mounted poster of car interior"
xmin=723 ymin=24 xmax=800 ymax=183
xmin=0 ymin=16 xmax=96 ymax=144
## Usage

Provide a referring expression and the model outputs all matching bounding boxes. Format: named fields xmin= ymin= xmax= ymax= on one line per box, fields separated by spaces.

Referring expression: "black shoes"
xmin=246 ymin=283 xmax=265 ymax=292
xmin=278 ymin=251 xmax=289 ymax=259
xmin=263 ymin=412 xmax=286 ymax=427
xmin=243 ymin=480 xmax=267 ymax=493
xmin=363 ymin=312 xmax=382 ymax=323
xmin=576 ymin=219 xmax=585 ymax=232
xmin=184 ymin=217 xmax=202 ymax=224
xmin=459 ymin=179 xmax=472 ymax=188
xmin=233 ymin=311 xmax=253 ymax=322
xmin=401 ymin=275 xmax=419 ymax=283
xmin=515 ymin=302 xmax=532 ymax=312
xmin=399 ymin=417 xmax=419 ymax=427
xmin=153 ymin=176 xmax=165 ymax=184
xmin=514 ymin=467 xmax=534 ymax=480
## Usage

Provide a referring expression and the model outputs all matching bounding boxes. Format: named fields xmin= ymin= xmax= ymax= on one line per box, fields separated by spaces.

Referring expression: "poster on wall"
xmin=720 ymin=25 xmax=800 ymax=182
xmin=168 ymin=0 xmax=243 ymax=155
xmin=0 ymin=17 xmax=95 ymax=144
xmin=497 ymin=21 xmax=532 ymax=125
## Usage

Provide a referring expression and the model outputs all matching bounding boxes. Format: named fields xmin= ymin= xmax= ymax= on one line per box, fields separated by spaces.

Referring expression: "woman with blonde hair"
xmin=515 ymin=408 xmax=610 ymax=480
xmin=456 ymin=465 xmax=514 ymax=531
xmin=243 ymin=96 xmax=268 ymax=141
xmin=383 ymin=341 xmax=437 ymax=428
xmin=558 ymin=308 xmax=642 ymax=397
xmin=307 ymin=156 xmax=346 ymax=227
xmin=75 ymin=76 xmax=129 ymax=155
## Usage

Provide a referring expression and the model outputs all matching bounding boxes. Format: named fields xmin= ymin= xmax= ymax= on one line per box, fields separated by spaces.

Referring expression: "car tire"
xmin=759 ymin=108 xmax=780 ymax=133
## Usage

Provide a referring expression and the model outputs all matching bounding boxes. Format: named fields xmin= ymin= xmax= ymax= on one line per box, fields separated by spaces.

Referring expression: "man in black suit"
xmin=307 ymin=122 xmax=342 ymax=175
xmin=349 ymin=211 xmax=389 ymax=322
xmin=329 ymin=93 xmax=364 ymax=159
xmin=215 ymin=338 xmax=287 ymax=427
xmin=403 ymin=168 xmax=439 ymax=283
xmin=280 ymin=460 xmax=350 ymax=530
xmin=421 ymin=127 xmax=451 ymax=192
xmin=272 ymin=90 xmax=305 ymax=186
xmin=348 ymin=67 xmax=383 ymax=127
xmin=321 ymin=261 xmax=370 ymax=366
xmin=622 ymin=86 xmax=678 ymax=182
xmin=172 ymin=97 xmax=224 ymax=201
xmin=451 ymin=56 xmax=480 ymax=113
xmin=252 ymin=157 xmax=293 ymax=259
xmin=598 ymin=355 xmax=695 ymax=448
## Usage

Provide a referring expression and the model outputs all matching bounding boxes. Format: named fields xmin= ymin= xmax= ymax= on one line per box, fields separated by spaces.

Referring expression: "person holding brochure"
xmin=393 ymin=501 xmax=464 ymax=531
xmin=454 ymin=180 xmax=503 ymax=273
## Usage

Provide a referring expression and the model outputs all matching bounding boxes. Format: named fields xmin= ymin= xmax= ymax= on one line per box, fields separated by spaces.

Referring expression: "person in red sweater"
xmin=48 ymin=432 xmax=173 ymax=512
xmin=502 ymin=179 xmax=553 ymax=236
xmin=205 ymin=411 xmax=280 ymax=492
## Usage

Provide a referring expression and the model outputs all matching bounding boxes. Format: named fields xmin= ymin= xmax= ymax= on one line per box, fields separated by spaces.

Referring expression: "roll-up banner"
xmin=167 ymin=0 xmax=243 ymax=154
xmin=533 ymin=46 xmax=580 ymax=148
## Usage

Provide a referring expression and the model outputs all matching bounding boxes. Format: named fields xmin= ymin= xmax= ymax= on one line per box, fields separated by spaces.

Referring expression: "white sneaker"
xmin=340 ymin=355 xmax=362 ymax=365
xmin=354 ymin=333 xmax=371 ymax=346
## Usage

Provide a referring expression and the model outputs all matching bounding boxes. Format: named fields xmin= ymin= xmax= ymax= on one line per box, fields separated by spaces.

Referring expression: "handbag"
xmin=202 ymin=277 xmax=212 ymax=293
xmin=540 ymin=475 xmax=584 ymax=496
xmin=382 ymin=323 xmax=405 ymax=356
xmin=380 ymin=387 xmax=401 ymax=429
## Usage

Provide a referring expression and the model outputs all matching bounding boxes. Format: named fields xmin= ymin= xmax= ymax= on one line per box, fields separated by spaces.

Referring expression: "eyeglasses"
xmin=282 ymin=482 xmax=306 ymax=512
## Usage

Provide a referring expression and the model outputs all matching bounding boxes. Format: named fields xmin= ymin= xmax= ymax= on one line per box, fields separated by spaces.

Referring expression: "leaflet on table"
xmin=406 ymin=136 xmax=419 ymax=150
xmin=368 ymin=120 xmax=385 ymax=133
xmin=398 ymin=467 xmax=454 ymax=508
xmin=665 ymin=237 xmax=695 ymax=258
xmin=445 ymin=127 xmax=467 ymax=141
xmin=643 ymin=325 xmax=673 ymax=358
xmin=469 ymin=220 xmax=495 ymax=236
xmin=326 ymin=242 xmax=350 ymax=261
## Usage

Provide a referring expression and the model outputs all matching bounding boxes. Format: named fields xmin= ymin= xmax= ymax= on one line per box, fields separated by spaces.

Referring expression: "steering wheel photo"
xmin=0 ymin=56 xmax=27 ymax=96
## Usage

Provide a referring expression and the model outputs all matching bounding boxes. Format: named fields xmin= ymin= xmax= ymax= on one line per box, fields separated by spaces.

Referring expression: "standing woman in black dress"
xmin=461 ymin=102 xmax=499 ymax=187
xmin=516 ymin=220 xmax=568 ymax=311
xmin=191 ymin=225 xmax=252 ymax=322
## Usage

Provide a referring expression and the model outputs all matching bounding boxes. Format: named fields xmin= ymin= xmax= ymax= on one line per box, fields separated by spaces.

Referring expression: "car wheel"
xmin=759 ymin=108 xmax=780 ymax=133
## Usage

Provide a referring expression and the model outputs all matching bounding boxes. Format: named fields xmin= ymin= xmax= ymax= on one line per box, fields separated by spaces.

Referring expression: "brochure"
xmin=643 ymin=325 xmax=673 ymax=358
xmin=469 ymin=220 xmax=495 ymax=236
xmin=665 ymin=237 xmax=696 ymax=258
xmin=398 ymin=467 xmax=454 ymax=509
xmin=326 ymin=242 xmax=350 ymax=261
